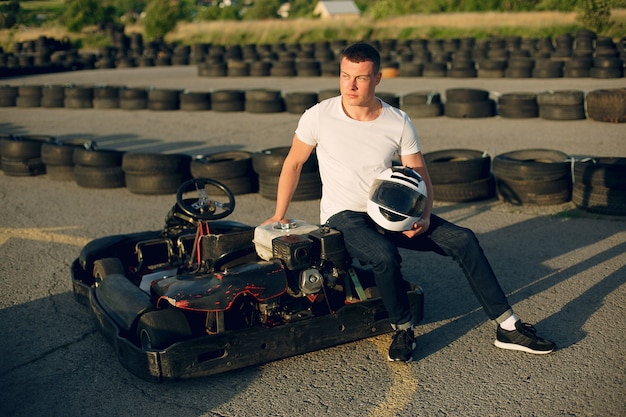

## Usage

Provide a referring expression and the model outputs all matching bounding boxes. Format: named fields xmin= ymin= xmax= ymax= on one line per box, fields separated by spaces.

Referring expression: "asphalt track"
xmin=0 ymin=66 xmax=625 ymax=417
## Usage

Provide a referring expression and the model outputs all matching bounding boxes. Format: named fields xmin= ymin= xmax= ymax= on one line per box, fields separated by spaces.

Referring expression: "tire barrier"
xmin=3 ymin=31 xmax=624 ymax=80
xmin=444 ymin=88 xmax=496 ymax=118
xmin=572 ymin=157 xmax=626 ymax=216
xmin=190 ymin=151 xmax=258 ymax=196
xmin=1 ymin=131 xmax=623 ymax=214
xmin=122 ymin=152 xmax=190 ymax=195
xmin=537 ymin=90 xmax=586 ymax=121
xmin=497 ymin=92 xmax=539 ymax=118
xmin=401 ymin=91 xmax=443 ymax=118
xmin=0 ymin=134 xmax=50 ymax=176
xmin=423 ymin=149 xmax=494 ymax=203
xmin=493 ymin=149 xmax=572 ymax=206
xmin=3 ymin=83 xmax=624 ymax=122
xmin=73 ymin=145 xmax=125 ymax=189
xmin=41 ymin=138 xmax=88 ymax=181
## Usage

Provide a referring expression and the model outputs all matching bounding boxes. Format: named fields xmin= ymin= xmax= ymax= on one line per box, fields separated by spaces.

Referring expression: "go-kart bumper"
xmin=71 ymin=258 xmax=423 ymax=382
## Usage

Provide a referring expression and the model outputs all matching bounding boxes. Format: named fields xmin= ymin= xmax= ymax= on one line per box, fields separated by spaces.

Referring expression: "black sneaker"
xmin=388 ymin=329 xmax=416 ymax=362
xmin=494 ymin=321 xmax=556 ymax=354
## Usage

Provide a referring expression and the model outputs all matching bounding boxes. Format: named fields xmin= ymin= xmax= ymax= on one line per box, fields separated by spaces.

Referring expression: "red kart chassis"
xmin=70 ymin=180 xmax=424 ymax=382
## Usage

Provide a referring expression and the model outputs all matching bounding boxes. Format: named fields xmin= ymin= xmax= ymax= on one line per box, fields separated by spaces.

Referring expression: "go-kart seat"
xmin=199 ymin=220 xmax=256 ymax=270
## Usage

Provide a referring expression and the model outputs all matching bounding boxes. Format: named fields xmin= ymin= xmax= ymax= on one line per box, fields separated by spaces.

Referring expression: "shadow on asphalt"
xmin=404 ymin=205 xmax=625 ymax=360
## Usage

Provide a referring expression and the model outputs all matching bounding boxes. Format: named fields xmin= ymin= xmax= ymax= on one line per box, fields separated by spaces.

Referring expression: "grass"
xmin=1 ymin=10 xmax=625 ymax=51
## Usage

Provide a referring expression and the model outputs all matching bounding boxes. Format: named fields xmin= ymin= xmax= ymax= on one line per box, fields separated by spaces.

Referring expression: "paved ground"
xmin=0 ymin=66 xmax=625 ymax=417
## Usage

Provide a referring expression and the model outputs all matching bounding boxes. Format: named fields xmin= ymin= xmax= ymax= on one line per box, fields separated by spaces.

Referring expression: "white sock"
xmin=499 ymin=314 xmax=519 ymax=331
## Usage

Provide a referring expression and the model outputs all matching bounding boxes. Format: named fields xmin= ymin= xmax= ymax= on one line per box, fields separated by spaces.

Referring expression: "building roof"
xmin=316 ymin=1 xmax=360 ymax=16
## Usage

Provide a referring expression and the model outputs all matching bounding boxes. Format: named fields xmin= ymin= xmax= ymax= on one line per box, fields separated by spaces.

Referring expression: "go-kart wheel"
xmin=137 ymin=309 xmax=193 ymax=350
xmin=176 ymin=177 xmax=235 ymax=221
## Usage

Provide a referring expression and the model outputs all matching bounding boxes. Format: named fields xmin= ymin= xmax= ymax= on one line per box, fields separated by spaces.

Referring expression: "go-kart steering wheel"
xmin=176 ymin=178 xmax=235 ymax=221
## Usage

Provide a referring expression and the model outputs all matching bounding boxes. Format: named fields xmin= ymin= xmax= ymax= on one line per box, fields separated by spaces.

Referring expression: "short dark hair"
xmin=341 ymin=42 xmax=381 ymax=74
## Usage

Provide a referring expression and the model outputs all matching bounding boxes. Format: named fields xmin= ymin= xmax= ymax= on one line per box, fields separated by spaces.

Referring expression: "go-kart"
xmin=71 ymin=178 xmax=424 ymax=382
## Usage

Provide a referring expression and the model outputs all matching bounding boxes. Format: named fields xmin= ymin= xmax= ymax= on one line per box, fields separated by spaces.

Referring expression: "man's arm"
xmin=400 ymin=151 xmax=433 ymax=237
xmin=261 ymin=135 xmax=315 ymax=225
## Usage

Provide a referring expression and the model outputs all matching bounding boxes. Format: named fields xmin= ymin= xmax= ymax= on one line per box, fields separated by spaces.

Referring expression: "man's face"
xmin=339 ymin=57 xmax=381 ymax=107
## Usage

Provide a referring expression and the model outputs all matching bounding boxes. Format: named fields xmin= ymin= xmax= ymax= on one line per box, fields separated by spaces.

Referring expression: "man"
xmin=262 ymin=42 xmax=555 ymax=362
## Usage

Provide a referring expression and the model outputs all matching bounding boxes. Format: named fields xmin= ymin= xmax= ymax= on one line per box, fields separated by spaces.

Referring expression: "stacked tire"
xmin=211 ymin=89 xmax=245 ymax=112
xmin=190 ymin=151 xmax=257 ymax=195
xmin=41 ymin=139 xmax=87 ymax=181
xmin=147 ymin=88 xmax=181 ymax=111
xmin=73 ymin=146 xmax=125 ymax=189
xmin=424 ymin=149 xmax=494 ymax=202
xmin=64 ymin=85 xmax=93 ymax=109
xmin=245 ymin=89 xmax=284 ymax=113
xmin=122 ymin=153 xmax=190 ymax=195
xmin=16 ymin=85 xmax=42 ymax=107
xmin=252 ymin=146 xmax=321 ymax=201
xmin=497 ymin=92 xmax=539 ymax=118
xmin=401 ymin=91 xmax=443 ymax=118
xmin=93 ymin=85 xmax=120 ymax=109
xmin=284 ymin=92 xmax=318 ymax=114
xmin=586 ymin=88 xmax=626 ymax=123
xmin=537 ymin=90 xmax=586 ymax=120
xmin=572 ymin=157 xmax=626 ymax=216
xmin=0 ymin=134 xmax=49 ymax=176
xmin=493 ymin=149 xmax=572 ymax=205
xmin=444 ymin=88 xmax=496 ymax=118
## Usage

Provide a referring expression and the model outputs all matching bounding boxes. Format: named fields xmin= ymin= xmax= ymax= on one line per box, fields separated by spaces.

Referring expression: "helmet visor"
xmin=369 ymin=180 xmax=427 ymax=218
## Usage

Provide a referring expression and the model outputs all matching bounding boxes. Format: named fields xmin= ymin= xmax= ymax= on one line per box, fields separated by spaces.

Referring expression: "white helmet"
xmin=367 ymin=166 xmax=428 ymax=232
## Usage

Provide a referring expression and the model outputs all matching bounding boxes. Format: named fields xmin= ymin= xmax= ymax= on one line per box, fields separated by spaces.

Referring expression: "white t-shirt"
xmin=295 ymin=95 xmax=420 ymax=224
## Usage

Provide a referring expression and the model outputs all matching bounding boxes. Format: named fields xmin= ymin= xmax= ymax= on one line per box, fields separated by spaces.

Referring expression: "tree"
xmin=62 ymin=0 xmax=116 ymax=32
xmin=143 ymin=0 xmax=180 ymax=40
xmin=243 ymin=0 xmax=281 ymax=20
xmin=0 ymin=0 xmax=21 ymax=29
xmin=577 ymin=0 xmax=612 ymax=33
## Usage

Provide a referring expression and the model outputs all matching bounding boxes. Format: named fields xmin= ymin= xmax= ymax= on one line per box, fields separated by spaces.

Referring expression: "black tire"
xmin=93 ymin=257 xmax=125 ymax=286
xmin=492 ymin=149 xmax=571 ymax=181
xmin=573 ymin=157 xmax=626 ymax=190
xmin=0 ymin=135 xmax=51 ymax=159
xmin=41 ymin=142 xmax=83 ymax=166
xmin=137 ymin=309 xmax=193 ymax=350
xmin=252 ymin=146 xmax=318 ymax=175
xmin=537 ymin=90 xmax=585 ymax=106
xmin=284 ymin=92 xmax=318 ymax=114
xmin=217 ymin=174 xmax=258 ymax=195
xmin=73 ymin=148 xmax=124 ymax=167
xmin=122 ymin=153 xmax=189 ymax=174
xmin=1 ymin=157 xmax=46 ymax=176
xmin=496 ymin=176 xmax=571 ymax=205
xmin=125 ymin=172 xmax=184 ymax=195
xmin=444 ymin=100 xmax=496 ymax=118
xmin=539 ymin=105 xmax=586 ymax=121
xmin=572 ymin=183 xmax=626 ymax=216
xmin=44 ymin=164 xmax=75 ymax=181
xmin=190 ymin=151 xmax=253 ymax=180
xmin=586 ymin=88 xmax=626 ymax=123
xmin=245 ymin=99 xmax=285 ymax=113
xmin=446 ymin=88 xmax=490 ymax=102
xmin=424 ymin=149 xmax=491 ymax=184
xmin=74 ymin=165 xmax=126 ymax=188
xmin=432 ymin=175 xmax=495 ymax=203
xmin=259 ymin=171 xmax=321 ymax=201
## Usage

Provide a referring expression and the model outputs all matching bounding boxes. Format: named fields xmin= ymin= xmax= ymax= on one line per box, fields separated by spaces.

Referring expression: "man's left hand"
xmin=402 ymin=216 xmax=430 ymax=238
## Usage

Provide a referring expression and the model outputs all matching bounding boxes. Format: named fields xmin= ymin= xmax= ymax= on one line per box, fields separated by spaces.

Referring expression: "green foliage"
xmin=577 ymin=0 xmax=613 ymax=33
xmin=289 ymin=0 xmax=316 ymax=18
xmin=243 ymin=0 xmax=281 ymax=20
xmin=61 ymin=0 xmax=116 ymax=32
xmin=0 ymin=0 xmax=20 ymax=28
xmin=198 ymin=4 xmax=241 ymax=21
xmin=143 ymin=0 xmax=179 ymax=40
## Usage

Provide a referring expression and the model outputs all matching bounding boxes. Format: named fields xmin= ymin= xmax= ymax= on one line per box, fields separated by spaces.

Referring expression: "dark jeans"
xmin=326 ymin=211 xmax=512 ymax=326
